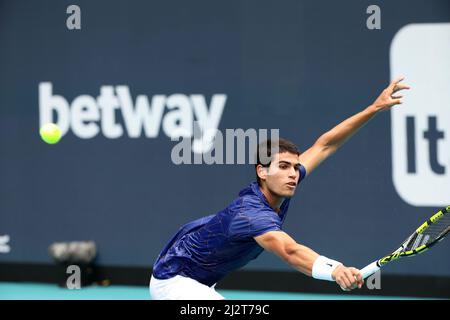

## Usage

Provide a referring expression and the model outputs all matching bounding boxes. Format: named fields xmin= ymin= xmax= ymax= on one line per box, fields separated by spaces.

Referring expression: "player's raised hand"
xmin=371 ymin=76 xmax=410 ymax=112
xmin=332 ymin=265 xmax=363 ymax=291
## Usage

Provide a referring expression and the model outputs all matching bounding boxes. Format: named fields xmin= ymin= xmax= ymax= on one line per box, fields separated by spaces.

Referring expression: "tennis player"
xmin=150 ymin=78 xmax=410 ymax=299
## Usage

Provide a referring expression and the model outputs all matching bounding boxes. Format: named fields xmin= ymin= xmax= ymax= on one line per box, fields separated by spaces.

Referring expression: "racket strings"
xmin=401 ymin=211 xmax=450 ymax=251
xmin=425 ymin=213 xmax=450 ymax=240
xmin=411 ymin=212 xmax=450 ymax=249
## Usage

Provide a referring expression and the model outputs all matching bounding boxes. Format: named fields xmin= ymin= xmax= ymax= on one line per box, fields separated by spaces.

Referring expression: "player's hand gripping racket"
xmin=360 ymin=205 xmax=450 ymax=279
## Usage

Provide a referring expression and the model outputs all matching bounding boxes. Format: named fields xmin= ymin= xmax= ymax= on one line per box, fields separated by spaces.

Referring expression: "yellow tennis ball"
xmin=40 ymin=123 xmax=62 ymax=144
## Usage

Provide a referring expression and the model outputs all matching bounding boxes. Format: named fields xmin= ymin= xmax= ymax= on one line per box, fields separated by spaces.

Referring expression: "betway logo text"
xmin=39 ymin=82 xmax=226 ymax=153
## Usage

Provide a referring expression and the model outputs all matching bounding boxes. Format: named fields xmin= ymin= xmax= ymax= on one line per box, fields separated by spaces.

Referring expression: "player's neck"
xmin=259 ymin=185 xmax=284 ymax=212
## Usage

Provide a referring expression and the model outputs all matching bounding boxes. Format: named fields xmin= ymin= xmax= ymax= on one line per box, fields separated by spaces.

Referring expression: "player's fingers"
xmin=349 ymin=268 xmax=364 ymax=288
xmin=343 ymin=270 xmax=358 ymax=289
xmin=340 ymin=285 xmax=350 ymax=292
xmin=387 ymin=77 xmax=406 ymax=94
xmin=348 ymin=267 xmax=361 ymax=277
xmin=391 ymin=95 xmax=403 ymax=100
xmin=355 ymin=274 xmax=363 ymax=287
xmin=348 ymin=270 xmax=360 ymax=289
xmin=345 ymin=268 xmax=356 ymax=281
xmin=390 ymin=76 xmax=405 ymax=88
xmin=358 ymin=279 xmax=364 ymax=288
xmin=393 ymin=83 xmax=410 ymax=92
xmin=337 ymin=275 xmax=352 ymax=290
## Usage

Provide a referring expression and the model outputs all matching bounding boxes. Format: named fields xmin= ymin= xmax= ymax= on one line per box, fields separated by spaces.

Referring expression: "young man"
xmin=150 ymin=78 xmax=410 ymax=300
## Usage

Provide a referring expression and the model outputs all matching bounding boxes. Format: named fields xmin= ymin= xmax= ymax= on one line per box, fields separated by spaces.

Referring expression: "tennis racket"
xmin=360 ymin=205 xmax=450 ymax=279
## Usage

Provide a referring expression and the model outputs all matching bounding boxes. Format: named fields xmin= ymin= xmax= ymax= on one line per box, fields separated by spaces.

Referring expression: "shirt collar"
xmin=239 ymin=181 xmax=289 ymax=213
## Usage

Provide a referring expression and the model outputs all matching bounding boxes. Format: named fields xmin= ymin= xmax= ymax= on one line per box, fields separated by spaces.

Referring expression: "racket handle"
xmin=360 ymin=261 xmax=380 ymax=279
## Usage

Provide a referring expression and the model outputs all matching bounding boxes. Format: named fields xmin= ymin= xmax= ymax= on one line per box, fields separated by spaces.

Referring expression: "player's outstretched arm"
xmin=299 ymin=77 xmax=410 ymax=176
xmin=254 ymin=231 xmax=363 ymax=290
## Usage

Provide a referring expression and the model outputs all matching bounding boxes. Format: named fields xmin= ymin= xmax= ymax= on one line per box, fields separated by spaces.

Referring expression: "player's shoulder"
xmin=236 ymin=182 xmax=266 ymax=206
xmin=224 ymin=181 xmax=276 ymax=218
xmin=236 ymin=192 xmax=267 ymax=211
xmin=224 ymin=194 xmax=269 ymax=218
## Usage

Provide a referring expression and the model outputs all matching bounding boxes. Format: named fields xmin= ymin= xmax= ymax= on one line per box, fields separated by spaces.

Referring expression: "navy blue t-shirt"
xmin=152 ymin=165 xmax=306 ymax=287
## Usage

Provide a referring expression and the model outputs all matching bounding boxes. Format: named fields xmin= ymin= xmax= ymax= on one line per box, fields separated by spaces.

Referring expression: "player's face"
xmin=264 ymin=152 xmax=301 ymax=198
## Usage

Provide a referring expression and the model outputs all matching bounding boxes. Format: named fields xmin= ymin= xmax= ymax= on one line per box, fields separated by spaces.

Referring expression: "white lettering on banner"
xmin=39 ymin=82 xmax=226 ymax=153
xmin=0 ymin=235 xmax=11 ymax=254
xmin=390 ymin=23 xmax=450 ymax=206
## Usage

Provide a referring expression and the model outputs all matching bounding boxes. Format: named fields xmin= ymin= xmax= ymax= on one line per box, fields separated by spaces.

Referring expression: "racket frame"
xmin=361 ymin=205 xmax=450 ymax=279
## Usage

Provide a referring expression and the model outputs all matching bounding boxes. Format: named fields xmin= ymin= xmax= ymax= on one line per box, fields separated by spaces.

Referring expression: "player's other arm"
xmin=299 ymin=77 xmax=410 ymax=175
xmin=254 ymin=231 xmax=363 ymax=290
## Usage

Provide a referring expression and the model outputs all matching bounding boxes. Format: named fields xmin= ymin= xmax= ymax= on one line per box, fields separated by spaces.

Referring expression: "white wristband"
xmin=312 ymin=255 xmax=342 ymax=281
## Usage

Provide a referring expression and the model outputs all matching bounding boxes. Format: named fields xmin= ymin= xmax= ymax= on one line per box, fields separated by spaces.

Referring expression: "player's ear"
xmin=256 ymin=164 xmax=268 ymax=182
